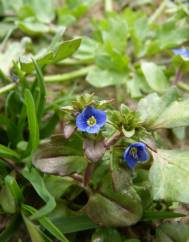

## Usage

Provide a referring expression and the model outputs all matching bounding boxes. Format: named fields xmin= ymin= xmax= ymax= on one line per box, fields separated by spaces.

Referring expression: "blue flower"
xmin=123 ymin=142 xmax=149 ymax=169
xmin=76 ymin=106 xmax=106 ymax=134
xmin=173 ymin=48 xmax=189 ymax=58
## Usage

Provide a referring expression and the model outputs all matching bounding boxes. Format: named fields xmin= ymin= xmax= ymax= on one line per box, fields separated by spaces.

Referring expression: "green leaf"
xmin=86 ymin=66 xmax=127 ymax=87
xmin=33 ymin=59 xmax=46 ymax=122
xmin=4 ymin=175 xmax=23 ymax=206
xmin=137 ymin=88 xmax=178 ymax=128
xmin=86 ymin=168 xmax=143 ymax=227
xmin=0 ymin=175 xmax=22 ymax=214
xmin=52 ymin=38 xmax=82 ymax=63
xmin=143 ymin=210 xmax=184 ymax=221
xmin=17 ymin=20 xmax=52 ymax=36
xmin=0 ymin=38 xmax=31 ymax=74
xmin=33 ymin=134 xmax=87 ymax=176
xmin=22 ymin=212 xmax=46 ymax=242
xmin=152 ymin=97 xmax=189 ymax=129
xmin=0 ymin=183 xmax=16 ymax=213
xmin=86 ymin=192 xmax=141 ymax=227
xmin=1 ymin=0 xmax=54 ymax=23
xmin=156 ymin=222 xmax=189 ymax=242
xmin=149 ymin=149 xmax=189 ymax=203
xmin=24 ymin=89 xmax=39 ymax=154
xmin=95 ymin=14 xmax=128 ymax=53
xmin=74 ymin=36 xmax=98 ymax=60
xmin=127 ymin=78 xmax=142 ymax=98
xmin=138 ymin=90 xmax=189 ymax=129
xmin=22 ymin=204 xmax=69 ymax=242
xmin=172 ymin=127 xmax=186 ymax=140
xmin=155 ymin=21 xmax=189 ymax=50
xmin=92 ymin=228 xmax=122 ymax=242
xmin=48 ymin=203 xmax=98 ymax=233
xmin=0 ymin=144 xmax=20 ymax=160
xmin=22 ymin=167 xmax=56 ymax=219
xmin=29 ymin=0 xmax=55 ymax=23
xmin=141 ymin=62 xmax=169 ymax=93
xmin=44 ymin=176 xmax=74 ymax=199
xmin=20 ymin=38 xmax=81 ymax=73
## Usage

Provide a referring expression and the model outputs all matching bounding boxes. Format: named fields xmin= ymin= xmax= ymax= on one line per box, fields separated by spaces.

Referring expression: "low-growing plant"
xmin=1 ymin=0 xmax=189 ymax=242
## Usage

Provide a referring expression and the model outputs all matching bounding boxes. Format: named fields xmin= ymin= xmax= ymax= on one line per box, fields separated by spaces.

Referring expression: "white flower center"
xmin=87 ymin=116 xmax=96 ymax=126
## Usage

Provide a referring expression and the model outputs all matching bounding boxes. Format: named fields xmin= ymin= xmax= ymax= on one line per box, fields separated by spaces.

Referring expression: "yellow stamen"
xmin=87 ymin=116 xmax=96 ymax=127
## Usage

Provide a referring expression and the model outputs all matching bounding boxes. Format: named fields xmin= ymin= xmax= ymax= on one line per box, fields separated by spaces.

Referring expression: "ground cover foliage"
xmin=1 ymin=0 xmax=189 ymax=241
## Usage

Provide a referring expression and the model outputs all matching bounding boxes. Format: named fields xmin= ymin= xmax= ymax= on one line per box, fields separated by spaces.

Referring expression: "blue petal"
xmin=127 ymin=158 xmax=138 ymax=169
xmin=123 ymin=142 xmax=149 ymax=169
xmin=137 ymin=147 xmax=149 ymax=162
xmin=76 ymin=113 xmax=88 ymax=131
xmin=123 ymin=147 xmax=138 ymax=169
xmin=123 ymin=146 xmax=130 ymax=160
xmin=86 ymin=125 xmax=100 ymax=134
xmin=76 ymin=106 xmax=106 ymax=133
xmin=93 ymin=109 xmax=106 ymax=127
xmin=83 ymin=106 xmax=95 ymax=119
xmin=173 ymin=49 xmax=189 ymax=58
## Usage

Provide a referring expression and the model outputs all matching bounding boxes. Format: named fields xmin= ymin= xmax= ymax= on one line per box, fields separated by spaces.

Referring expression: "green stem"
xmin=0 ymin=66 xmax=93 ymax=95
xmin=177 ymin=81 xmax=189 ymax=93
xmin=44 ymin=66 xmax=93 ymax=83
xmin=58 ymin=57 xmax=95 ymax=66
xmin=0 ymin=83 xmax=16 ymax=95
xmin=148 ymin=0 xmax=167 ymax=24
xmin=104 ymin=0 xmax=113 ymax=12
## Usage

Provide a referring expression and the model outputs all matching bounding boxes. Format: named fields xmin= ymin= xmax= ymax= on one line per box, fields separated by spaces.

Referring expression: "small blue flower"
xmin=173 ymin=48 xmax=189 ymax=58
xmin=123 ymin=142 xmax=149 ymax=169
xmin=76 ymin=106 xmax=106 ymax=134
